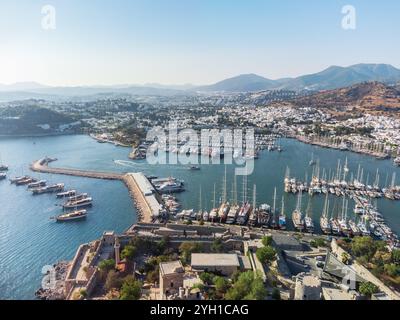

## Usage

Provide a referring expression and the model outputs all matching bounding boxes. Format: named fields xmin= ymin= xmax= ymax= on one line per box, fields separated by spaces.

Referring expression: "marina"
xmin=1 ymin=134 xmax=400 ymax=299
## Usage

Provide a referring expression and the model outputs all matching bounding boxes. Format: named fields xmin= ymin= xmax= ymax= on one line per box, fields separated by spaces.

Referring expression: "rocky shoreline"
xmin=35 ymin=261 xmax=70 ymax=300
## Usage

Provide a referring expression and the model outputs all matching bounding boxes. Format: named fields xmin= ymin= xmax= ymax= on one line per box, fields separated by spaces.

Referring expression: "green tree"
xmin=98 ymin=259 xmax=115 ymax=272
xmin=213 ymin=276 xmax=229 ymax=294
xmin=105 ymin=270 xmax=123 ymax=292
xmin=351 ymin=237 xmax=381 ymax=261
xmin=256 ymin=246 xmax=277 ymax=265
xmin=211 ymin=238 xmax=223 ymax=253
xmin=341 ymin=252 xmax=351 ymax=265
xmin=157 ymin=236 xmax=170 ymax=255
xmin=199 ymin=272 xmax=214 ymax=286
xmin=179 ymin=242 xmax=203 ymax=264
xmin=120 ymin=276 xmax=142 ymax=300
xmin=225 ymin=271 xmax=266 ymax=300
xmin=384 ymin=263 xmax=400 ymax=277
xmin=121 ymin=245 xmax=136 ymax=261
xmin=359 ymin=282 xmax=379 ymax=298
xmin=146 ymin=269 xmax=160 ymax=284
xmin=245 ymin=276 xmax=267 ymax=300
xmin=391 ymin=249 xmax=400 ymax=264
xmin=261 ymin=236 xmax=273 ymax=247
xmin=310 ymin=238 xmax=327 ymax=248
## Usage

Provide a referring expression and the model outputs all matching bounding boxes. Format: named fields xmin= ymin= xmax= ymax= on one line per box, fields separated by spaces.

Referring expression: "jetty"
xmin=30 ymin=158 xmax=158 ymax=223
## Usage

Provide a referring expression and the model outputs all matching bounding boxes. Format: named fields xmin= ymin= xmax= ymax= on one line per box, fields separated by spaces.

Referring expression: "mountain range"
xmin=197 ymin=64 xmax=400 ymax=92
xmin=1 ymin=64 xmax=400 ymax=101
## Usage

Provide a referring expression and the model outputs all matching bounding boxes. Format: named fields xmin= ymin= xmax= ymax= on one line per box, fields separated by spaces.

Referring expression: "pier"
xmin=30 ymin=158 xmax=156 ymax=223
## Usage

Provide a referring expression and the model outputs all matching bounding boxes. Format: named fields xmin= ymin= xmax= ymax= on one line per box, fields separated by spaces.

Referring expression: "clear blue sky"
xmin=1 ymin=0 xmax=399 ymax=86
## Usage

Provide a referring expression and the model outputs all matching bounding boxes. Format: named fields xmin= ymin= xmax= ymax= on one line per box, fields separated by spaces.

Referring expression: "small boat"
xmin=226 ymin=205 xmax=239 ymax=224
xmin=292 ymin=209 xmax=304 ymax=231
xmin=10 ymin=176 xmax=29 ymax=184
xmin=56 ymin=209 xmax=87 ymax=222
xmin=16 ymin=177 xmax=37 ymax=186
xmin=257 ymin=204 xmax=271 ymax=226
xmin=0 ymin=172 xmax=6 ymax=180
xmin=330 ymin=218 xmax=341 ymax=235
xmin=188 ymin=165 xmax=201 ymax=171
xmin=304 ymin=197 xmax=314 ymax=233
xmin=63 ymin=197 xmax=93 ymax=209
xmin=237 ymin=202 xmax=251 ymax=225
xmin=56 ymin=190 xmax=76 ymax=198
xmin=27 ymin=180 xmax=47 ymax=189
xmin=68 ymin=193 xmax=88 ymax=201
xmin=0 ymin=165 xmax=8 ymax=171
xmin=32 ymin=183 xmax=64 ymax=195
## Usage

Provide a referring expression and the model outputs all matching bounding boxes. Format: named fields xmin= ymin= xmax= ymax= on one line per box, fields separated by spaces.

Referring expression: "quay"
xmin=30 ymin=158 xmax=158 ymax=223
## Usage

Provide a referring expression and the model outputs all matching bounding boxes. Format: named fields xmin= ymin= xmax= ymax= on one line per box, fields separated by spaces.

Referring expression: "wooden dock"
xmin=30 ymin=159 xmax=153 ymax=223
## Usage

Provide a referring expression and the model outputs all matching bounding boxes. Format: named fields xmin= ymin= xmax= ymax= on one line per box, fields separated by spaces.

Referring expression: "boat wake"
xmin=113 ymin=160 xmax=137 ymax=168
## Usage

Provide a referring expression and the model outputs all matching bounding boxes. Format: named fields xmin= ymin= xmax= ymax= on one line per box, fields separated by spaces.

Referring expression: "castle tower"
xmin=114 ymin=237 xmax=121 ymax=266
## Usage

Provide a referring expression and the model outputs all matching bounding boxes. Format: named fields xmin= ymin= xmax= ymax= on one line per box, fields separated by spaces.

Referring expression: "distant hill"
xmin=196 ymin=74 xmax=279 ymax=92
xmin=196 ymin=64 xmax=400 ymax=92
xmin=0 ymin=82 xmax=49 ymax=92
xmin=285 ymin=81 xmax=400 ymax=117
xmin=287 ymin=64 xmax=400 ymax=91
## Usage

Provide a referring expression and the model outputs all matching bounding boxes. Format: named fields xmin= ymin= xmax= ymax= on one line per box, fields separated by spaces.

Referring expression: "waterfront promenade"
xmin=30 ymin=158 xmax=154 ymax=223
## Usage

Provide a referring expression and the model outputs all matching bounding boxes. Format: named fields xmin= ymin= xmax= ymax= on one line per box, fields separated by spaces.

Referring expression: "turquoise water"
xmin=0 ymin=135 xmax=399 ymax=299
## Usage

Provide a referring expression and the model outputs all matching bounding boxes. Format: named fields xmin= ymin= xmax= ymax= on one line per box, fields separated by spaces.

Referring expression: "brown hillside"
xmin=287 ymin=82 xmax=400 ymax=118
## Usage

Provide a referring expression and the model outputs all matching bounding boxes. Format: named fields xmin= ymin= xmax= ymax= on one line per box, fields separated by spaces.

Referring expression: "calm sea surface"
xmin=0 ymin=135 xmax=399 ymax=299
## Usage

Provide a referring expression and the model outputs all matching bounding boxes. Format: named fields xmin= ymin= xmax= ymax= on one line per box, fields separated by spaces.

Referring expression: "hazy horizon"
xmin=2 ymin=62 xmax=400 ymax=88
xmin=1 ymin=0 xmax=400 ymax=86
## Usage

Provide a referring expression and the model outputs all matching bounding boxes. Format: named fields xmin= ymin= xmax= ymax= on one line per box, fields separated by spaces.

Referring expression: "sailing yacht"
xmin=209 ymin=183 xmax=218 ymax=222
xmin=320 ymin=195 xmax=332 ymax=234
xmin=292 ymin=191 xmax=305 ymax=231
xmin=357 ymin=216 xmax=370 ymax=236
xmin=338 ymin=198 xmax=351 ymax=237
xmin=304 ymin=196 xmax=314 ymax=233
xmin=270 ymin=187 xmax=278 ymax=229
xmin=248 ymin=185 xmax=258 ymax=227
xmin=278 ymin=196 xmax=287 ymax=230
xmin=226 ymin=176 xmax=240 ymax=224
xmin=218 ymin=167 xmax=230 ymax=223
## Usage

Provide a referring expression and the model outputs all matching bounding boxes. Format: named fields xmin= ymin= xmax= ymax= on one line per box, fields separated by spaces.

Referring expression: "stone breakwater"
xmin=30 ymin=158 xmax=153 ymax=223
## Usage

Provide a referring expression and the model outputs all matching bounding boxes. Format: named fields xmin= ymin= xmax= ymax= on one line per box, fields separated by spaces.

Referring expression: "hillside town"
xmin=38 ymin=223 xmax=400 ymax=301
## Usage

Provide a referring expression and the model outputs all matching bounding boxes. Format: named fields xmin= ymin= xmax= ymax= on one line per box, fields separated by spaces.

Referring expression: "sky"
xmin=1 ymin=0 xmax=400 ymax=86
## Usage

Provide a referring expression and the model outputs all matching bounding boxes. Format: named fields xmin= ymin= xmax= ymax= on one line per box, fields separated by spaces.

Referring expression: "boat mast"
xmin=212 ymin=183 xmax=216 ymax=208
xmin=280 ymin=196 xmax=285 ymax=217
xmin=199 ymin=185 xmax=202 ymax=213
xmin=391 ymin=172 xmax=396 ymax=189
xmin=272 ymin=187 xmax=277 ymax=214
xmin=222 ymin=166 xmax=227 ymax=203
xmin=323 ymin=194 xmax=328 ymax=218
xmin=252 ymin=184 xmax=256 ymax=211
xmin=306 ymin=196 xmax=312 ymax=218
xmin=243 ymin=175 xmax=248 ymax=203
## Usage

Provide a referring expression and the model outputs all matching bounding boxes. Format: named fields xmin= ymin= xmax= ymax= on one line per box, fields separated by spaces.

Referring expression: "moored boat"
xmin=292 ymin=191 xmax=304 ymax=231
xmin=63 ymin=197 xmax=93 ymax=209
xmin=56 ymin=190 xmax=76 ymax=198
xmin=56 ymin=209 xmax=87 ymax=222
